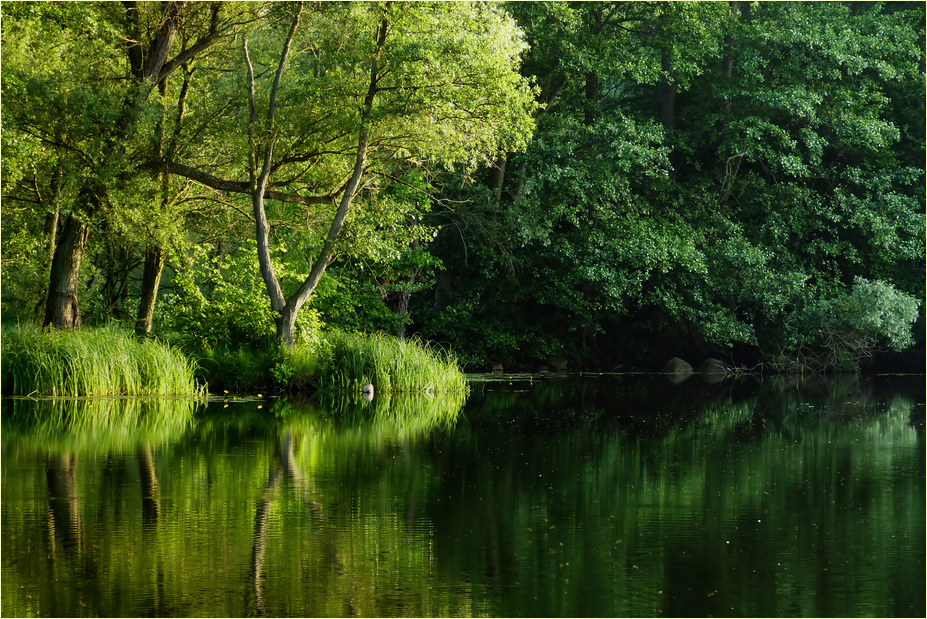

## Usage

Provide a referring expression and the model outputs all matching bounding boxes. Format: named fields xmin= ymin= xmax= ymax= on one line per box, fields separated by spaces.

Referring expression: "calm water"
xmin=2 ymin=374 xmax=924 ymax=618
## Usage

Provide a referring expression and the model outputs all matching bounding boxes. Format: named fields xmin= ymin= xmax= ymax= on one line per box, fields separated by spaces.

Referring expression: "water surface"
xmin=2 ymin=374 xmax=924 ymax=617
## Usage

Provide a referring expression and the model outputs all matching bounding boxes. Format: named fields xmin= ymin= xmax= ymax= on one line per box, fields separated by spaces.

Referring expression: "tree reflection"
xmin=44 ymin=451 xmax=101 ymax=615
xmin=5 ymin=398 xmax=196 ymax=616
xmin=247 ymin=431 xmax=351 ymax=617
xmin=2 ymin=378 xmax=922 ymax=617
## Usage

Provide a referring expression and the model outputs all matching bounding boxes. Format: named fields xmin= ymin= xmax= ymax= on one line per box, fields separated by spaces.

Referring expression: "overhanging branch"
xmin=163 ymin=160 xmax=337 ymax=206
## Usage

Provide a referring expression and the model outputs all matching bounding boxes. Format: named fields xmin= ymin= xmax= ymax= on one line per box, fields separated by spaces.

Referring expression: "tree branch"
xmin=285 ymin=15 xmax=388 ymax=314
xmin=250 ymin=3 xmax=303 ymax=312
xmin=163 ymin=160 xmax=336 ymax=206
xmin=156 ymin=3 xmax=225 ymax=83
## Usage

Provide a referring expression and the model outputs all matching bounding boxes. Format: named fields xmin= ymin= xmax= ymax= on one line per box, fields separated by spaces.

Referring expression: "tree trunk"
xmin=43 ymin=205 xmax=60 ymax=264
xmin=276 ymin=305 xmax=300 ymax=349
xmin=39 ymin=2 xmax=194 ymax=329
xmin=390 ymin=290 xmax=411 ymax=339
xmin=488 ymin=154 xmax=507 ymax=203
xmin=384 ymin=287 xmax=412 ymax=339
xmin=45 ymin=453 xmax=84 ymax=551
xmin=43 ymin=214 xmax=91 ymax=328
xmin=135 ymin=245 xmax=166 ymax=335
xmin=137 ymin=442 xmax=162 ymax=525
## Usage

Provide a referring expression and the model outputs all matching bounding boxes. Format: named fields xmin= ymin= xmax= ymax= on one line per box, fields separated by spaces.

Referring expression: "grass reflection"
xmin=1 ymin=397 xmax=198 ymax=454
xmin=290 ymin=390 xmax=465 ymax=439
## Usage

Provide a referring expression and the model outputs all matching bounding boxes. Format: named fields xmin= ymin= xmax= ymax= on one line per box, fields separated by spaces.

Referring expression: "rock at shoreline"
xmin=664 ymin=357 xmax=693 ymax=383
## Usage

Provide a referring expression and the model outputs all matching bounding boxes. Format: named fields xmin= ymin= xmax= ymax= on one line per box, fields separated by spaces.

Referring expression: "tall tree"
xmin=163 ymin=1 xmax=536 ymax=346
xmin=1 ymin=1 xmax=249 ymax=328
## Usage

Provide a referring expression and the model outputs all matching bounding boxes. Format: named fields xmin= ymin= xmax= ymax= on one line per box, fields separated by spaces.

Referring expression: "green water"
xmin=2 ymin=374 xmax=924 ymax=617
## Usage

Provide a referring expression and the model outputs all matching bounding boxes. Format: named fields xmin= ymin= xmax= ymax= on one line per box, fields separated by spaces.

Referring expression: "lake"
xmin=2 ymin=373 xmax=924 ymax=617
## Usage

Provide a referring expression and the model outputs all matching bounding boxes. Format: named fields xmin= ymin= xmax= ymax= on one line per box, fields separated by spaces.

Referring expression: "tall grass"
xmin=2 ymin=324 xmax=202 ymax=396
xmin=313 ymin=331 xmax=467 ymax=396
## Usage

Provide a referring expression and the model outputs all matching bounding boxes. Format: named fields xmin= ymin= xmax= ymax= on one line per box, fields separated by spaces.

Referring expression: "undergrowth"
xmin=1 ymin=324 xmax=466 ymax=398
xmin=200 ymin=331 xmax=467 ymax=396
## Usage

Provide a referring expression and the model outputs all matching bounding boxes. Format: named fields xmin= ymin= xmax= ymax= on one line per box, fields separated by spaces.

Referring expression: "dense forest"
xmin=2 ymin=1 xmax=924 ymax=375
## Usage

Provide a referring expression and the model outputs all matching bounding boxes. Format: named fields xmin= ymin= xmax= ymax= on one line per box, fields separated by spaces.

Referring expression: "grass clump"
xmin=316 ymin=331 xmax=467 ymax=396
xmin=175 ymin=329 xmax=465 ymax=397
xmin=1 ymin=324 xmax=201 ymax=396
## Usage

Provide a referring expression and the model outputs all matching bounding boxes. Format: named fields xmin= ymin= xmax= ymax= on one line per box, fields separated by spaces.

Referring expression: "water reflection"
xmin=247 ymin=431 xmax=335 ymax=616
xmin=2 ymin=396 xmax=196 ymax=453
xmin=1 ymin=376 xmax=923 ymax=617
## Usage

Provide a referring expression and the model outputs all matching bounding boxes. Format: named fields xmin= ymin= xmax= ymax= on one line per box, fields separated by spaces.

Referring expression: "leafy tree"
xmin=1 ymin=1 xmax=252 ymax=328
xmin=163 ymin=1 xmax=536 ymax=346
xmin=418 ymin=0 xmax=923 ymax=371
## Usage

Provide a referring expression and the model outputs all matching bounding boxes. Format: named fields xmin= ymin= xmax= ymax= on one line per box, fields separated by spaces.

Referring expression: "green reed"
xmin=317 ymin=331 xmax=467 ymax=396
xmin=1 ymin=324 xmax=202 ymax=396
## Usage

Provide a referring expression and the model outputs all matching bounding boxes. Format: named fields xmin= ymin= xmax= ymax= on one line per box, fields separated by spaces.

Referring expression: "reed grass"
xmin=318 ymin=331 xmax=467 ymax=396
xmin=165 ymin=329 xmax=465 ymax=397
xmin=1 ymin=324 xmax=202 ymax=396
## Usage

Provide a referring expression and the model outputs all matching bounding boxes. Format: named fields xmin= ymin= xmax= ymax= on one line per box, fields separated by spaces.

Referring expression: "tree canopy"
xmin=2 ymin=0 xmax=923 ymax=373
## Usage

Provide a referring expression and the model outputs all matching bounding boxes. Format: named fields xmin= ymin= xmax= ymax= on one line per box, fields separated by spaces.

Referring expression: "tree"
xmin=1 ymin=1 xmax=252 ymax=328
xmin=416 ymin=1 xmax=923 ymax=371
xmin=163 ymin=1 xmax=536 ymax=346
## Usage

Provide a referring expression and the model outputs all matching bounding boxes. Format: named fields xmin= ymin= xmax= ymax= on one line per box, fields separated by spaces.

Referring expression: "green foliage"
xmin=160 ymin=241 xmax=324 ymax=350
xmin=0 ymin=226 xmax=49 ymax=325
xmin=306 ymin=172 xmax=446 ymax=336
xmin=307 ymin=272 xmax=395 ymax=334
xmin=195 ymin=345 xmax=279 ymax=393
xmin=271 ymin=361 xmax=295 ymax=385
xmin=770 ymin=277 xmax=921 ymax=373
xmin=417 ymin=283 xmax=568 ymax=370
xmin=1 ymin=324 xmax=201 ymax=396
xmin=414 ymin=0 xmax=924 ymax=372
xmin=163 ymin=244 xmax=277 ymax=348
